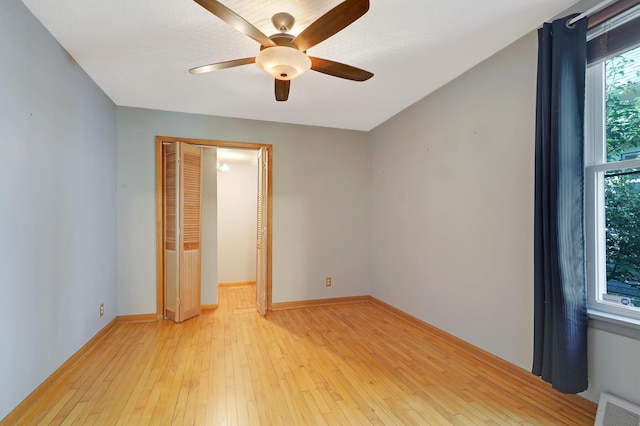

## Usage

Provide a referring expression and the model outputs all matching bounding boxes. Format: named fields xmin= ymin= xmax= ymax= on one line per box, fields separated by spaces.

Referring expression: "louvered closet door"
xmin=163 ymin=143 xmax=179 ymax=321
xmin=178 ymin=143 xmax=203 ymax=322
xmin=163 ymin=142 xmax=203 ymax=322
xmin=256 ymin=147 xmax=268 ymax=316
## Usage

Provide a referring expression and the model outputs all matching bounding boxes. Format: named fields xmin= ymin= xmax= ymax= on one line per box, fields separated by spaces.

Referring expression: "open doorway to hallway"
xmin=216 ymin=147 xmax=259 ymax=293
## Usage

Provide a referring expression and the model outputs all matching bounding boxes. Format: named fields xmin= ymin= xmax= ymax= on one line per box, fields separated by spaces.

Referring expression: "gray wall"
xmin=369 ymin=27 xmax=640 ymax=405
xmin=0 ymin=0 xmax=117 ymax=419
xmin=370 ymin=30 xmax=537 ymax=376
xmin=116 ymin=107 xmax=371 ymax=315
xmin=217 ymin=159 xmax=258 ymax=284
xmin=4 ymin=0 xmax=639 ymax=417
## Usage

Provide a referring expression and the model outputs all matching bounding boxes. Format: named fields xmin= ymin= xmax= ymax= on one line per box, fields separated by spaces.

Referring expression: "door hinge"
xmin=177 ymin=298 xmax=181 ymax=306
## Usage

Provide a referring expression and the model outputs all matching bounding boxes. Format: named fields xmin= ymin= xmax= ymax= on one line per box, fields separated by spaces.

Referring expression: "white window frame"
xmin=585 ymin=60 xmax=640 ymax=325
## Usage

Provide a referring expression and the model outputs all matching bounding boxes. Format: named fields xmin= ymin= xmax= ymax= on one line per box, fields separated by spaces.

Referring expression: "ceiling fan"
xmin=189 ymin=0 xmax=374 ymax=101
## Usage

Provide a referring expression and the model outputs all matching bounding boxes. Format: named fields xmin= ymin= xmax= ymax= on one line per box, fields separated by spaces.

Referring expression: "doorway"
xmin=155 ymin=136 xmax=272 ymax=319
xmin=216 ymin=147 xmax=259 ymax=289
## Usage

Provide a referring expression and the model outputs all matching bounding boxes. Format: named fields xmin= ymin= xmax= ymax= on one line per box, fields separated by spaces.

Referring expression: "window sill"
xmin=588 ymin=309 xmax=640 ymax=341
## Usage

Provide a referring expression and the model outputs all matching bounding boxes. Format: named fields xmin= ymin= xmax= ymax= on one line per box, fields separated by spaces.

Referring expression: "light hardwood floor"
xmin=9 ymin=284 xmax=595 ymax=425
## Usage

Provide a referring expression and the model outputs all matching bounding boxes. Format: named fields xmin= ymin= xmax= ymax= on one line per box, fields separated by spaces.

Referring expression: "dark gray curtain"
xmin=533 ymin=15 xmax=588 ymax=394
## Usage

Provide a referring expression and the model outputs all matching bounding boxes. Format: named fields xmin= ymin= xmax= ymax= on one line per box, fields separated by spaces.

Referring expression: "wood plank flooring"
xmin=8 ymin=284 xmax=596 ymax=425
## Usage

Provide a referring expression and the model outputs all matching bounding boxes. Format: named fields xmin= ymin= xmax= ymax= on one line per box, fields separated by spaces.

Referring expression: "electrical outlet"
xmin=325 ymin=277 xmax=332 ymax=287
xmin=100 ymin=303 xmax=104 ymax=317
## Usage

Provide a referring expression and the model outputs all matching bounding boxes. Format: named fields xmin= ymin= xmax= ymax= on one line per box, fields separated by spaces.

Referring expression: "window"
xmin=585 ymin=8 xmax=640 ymax=322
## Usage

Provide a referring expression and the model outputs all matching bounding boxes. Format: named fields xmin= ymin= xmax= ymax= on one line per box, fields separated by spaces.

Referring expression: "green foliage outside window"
xmin=604 ymin=52 xmax=640 ymax=288
xmin=605 ymin=54 xmax=640 ymax=162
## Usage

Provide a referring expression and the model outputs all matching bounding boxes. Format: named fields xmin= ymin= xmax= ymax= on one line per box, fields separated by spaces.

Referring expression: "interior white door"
xmin=256 ymin=147 xmax=268 ymax=316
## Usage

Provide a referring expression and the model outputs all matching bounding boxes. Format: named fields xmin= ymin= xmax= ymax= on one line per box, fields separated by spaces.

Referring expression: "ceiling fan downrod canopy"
xmin=271 ymin=12 xmax=295 ymax=33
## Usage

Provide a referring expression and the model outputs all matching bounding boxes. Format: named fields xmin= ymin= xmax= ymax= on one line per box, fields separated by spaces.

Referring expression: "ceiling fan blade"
xmin=193 ymin=0 xmax=276 ymax=47
xmin=189 ymin=57 xmax=256 ymax=74
xmin=309 ymin=57 xmax=373 ymax=81
xmin=275 ymin=79 xmax=290 ymax=102
xmin=292 ymin=0 xmax=369 ymax=52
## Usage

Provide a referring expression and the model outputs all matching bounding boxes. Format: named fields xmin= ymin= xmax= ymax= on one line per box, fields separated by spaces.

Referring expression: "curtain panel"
xmin=533 ymin=15 xmax=588 ymax=394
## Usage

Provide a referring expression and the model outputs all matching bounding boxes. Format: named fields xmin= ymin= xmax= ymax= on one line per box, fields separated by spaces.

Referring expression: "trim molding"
xmin=201 ymin=304 xmax=218 ymax=310
xmin=588 ymin=310 xmax=640 ymax=341
xmin=368 ymin=296 xmax=506 ymax=363
xmin=366 ymin=297 xmax=596 ymax=410
xmin=2 ymin=318 xmax=118 ymax=425
xmin=155 ymin=137 xmax=273 ymax=318
xmin=4 ymin=296 xmax=596 ymax=423
xmin=270 ymin=295 xmax=371 ymax=311
xmin=117 ymin=313 xmax=157 ymax=323
xmin=218 ymin=281 xmax=256 ymax=287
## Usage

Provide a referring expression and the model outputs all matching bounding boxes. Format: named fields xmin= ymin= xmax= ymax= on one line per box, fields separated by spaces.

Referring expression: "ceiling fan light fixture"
xmin=255 ymin=46 xmax=311 ymax=80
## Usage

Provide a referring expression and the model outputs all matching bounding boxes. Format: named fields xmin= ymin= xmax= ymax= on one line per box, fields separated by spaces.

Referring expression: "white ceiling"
xmin=21 ymin=0 xmax=579 ymax=131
